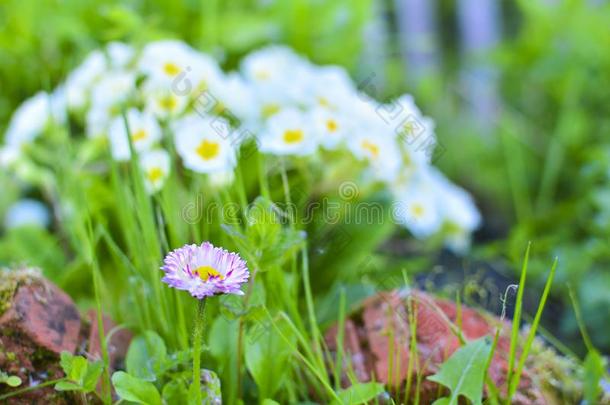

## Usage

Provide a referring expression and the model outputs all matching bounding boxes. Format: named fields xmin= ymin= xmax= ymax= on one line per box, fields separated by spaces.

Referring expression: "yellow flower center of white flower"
xmin=283 ymin=129 xmax=304 ymax=144
xmin=159 ymin=95 xmax=178 ymax=111
xmin=132 ymin=129 xmax=148 ymax=142
xmin=147 ymin=167 xmax=164 ymax=183
xmin=262 ymin=104 xmax=280 ymax=118
xmin=361 ymin=140 xmax=380 ymax=158
xmin=411 ymin=203 xmax=425 ymax=218
xmin=163 ymin=62 xmax=181 ymax=76
xmin=326 ymin=119 xmax=338 ymax=133
xmin=194 ymin=265 xmax=224 ymax=281
xmin=196 ymin=139 xmax=220 ymax=160
xmin=318 ymin=97 xmax=330 ymax=108
xmin=255 ymin=70 xmax=270 ymax=80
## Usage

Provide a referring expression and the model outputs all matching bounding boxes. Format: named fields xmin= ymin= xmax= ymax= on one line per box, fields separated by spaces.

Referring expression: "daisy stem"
xmin=192 ymin=298 xmax=207 ymax=403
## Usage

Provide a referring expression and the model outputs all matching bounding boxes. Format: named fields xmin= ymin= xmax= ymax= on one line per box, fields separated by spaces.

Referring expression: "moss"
xmin=0 ymin=267 xmax=43 ymax=317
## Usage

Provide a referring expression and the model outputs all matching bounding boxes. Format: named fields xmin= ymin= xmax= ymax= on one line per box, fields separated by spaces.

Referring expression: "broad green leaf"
xmin=0 ymin=371 xmax=22 ymax=388
xmin=428 ymin=337 xmax=492 ymax=405
xmin=5 ymin=376 xmax=21 ymax=387
xmin=583 ymin=349 xmax=604 ymax=403
xmin=60 ymin=352 xmax=87 ymax=386
xmin=58 ymin=351 xmax=101 ymax=391
xmin=111 ymin=371 xmax=162 ymax=405
xmin=332 ymin=382 xmax=385 ymax=405
xmin=244 ymin=315 xmax=295 ymax=398
xmin=126 ymin=331 xmax=167 ymax=381
xmin=244 ymin=197 xmax=305 ymax=269
xmin=82 ymin=360 xmax=104 ymax=392
xmin=162 ymin=379 xmax=189 ymax=404
xmin=261 ymin=399 xmax=281 ymax=405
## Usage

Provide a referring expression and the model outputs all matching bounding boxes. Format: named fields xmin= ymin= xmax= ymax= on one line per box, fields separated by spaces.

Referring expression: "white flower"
xmin=426 ymin=168 xmax=481 ymax=252
xmin=393 ymin=172 xmax=443 ymax=238
xmin=303 ymin=65 xmax=357 ymax=112
xmin=138 ymin=40 xmax=221 ymax=88
xmin=173 ymin=114 xmax=237 ymax=174
xmin=143 ymin=79 xmax=189 ymax=120
xmin=259 ymin=108 xmax=318 ymax=156
xmin=139 ymin=149 xmax=170 ymax=193
xmin=65 ymin=51 xmax=106 ymax=110
xmin=5 ymin=91 xmax=65 ymax=148
xmin=106 ymin=42 xmax=134 ymax=69
xmin=308 ymin=106 xmax=348 ymax=150
xmin=86 ymin=104 xmax=113 ymax=138
xmin=204 ymin=72 xmax=256 ymax=121
xmin=391 ymin=94 xmax=438 ymax=164
xmin=241 ymin=46 xmax=311 ymax=104
xmin=4 ymin=199 xmax=51 ymax=229
xmin=90 ymin=70 xmax=136 ymax=113
xmin=241 ymin=46 xmax=305 ymax=85
xmin=65 ymin=43 xmax=134 ymax=110
xmin=108 ymin=109 xmax=162 ymax=161
xmin=347 ymin=133 xmax=401 ymax=183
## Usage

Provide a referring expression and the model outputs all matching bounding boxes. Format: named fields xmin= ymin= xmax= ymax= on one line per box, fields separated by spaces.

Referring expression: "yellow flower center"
xmin=196 ymin=139 xmax=220 ymax=160
xmin=194 ymin=265 xmax=224 ymax=281
xmin=361 ymin=140 xmax=380 ymax=158
xmin=262 ymin=104 xmax=280 ymax=118
xmin=159 ymin=95 xmax=178 ymax=111
xmin=326 ymin=119 xmax=338 ymax=133
xmin=283 ymin=129 xmax=304 ymax=144
xmin=318 ymin=97 xmax=330 ymax=108
xmin=132 ymin=129 xmax=148 ymax=142
xmin=163 ymin=62 xmax=181 ymax=76
xmin=411 ymin=204 xmax=425 ymax=218
xmin=147 ymin=167 xmax=164 ymax=183
xmin=255 ymin=70 xmax=270 ymax=80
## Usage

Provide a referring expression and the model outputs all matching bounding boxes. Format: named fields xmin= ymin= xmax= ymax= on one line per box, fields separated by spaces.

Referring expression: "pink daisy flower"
xmin=161 ymin=242 xmax=249 ymax=299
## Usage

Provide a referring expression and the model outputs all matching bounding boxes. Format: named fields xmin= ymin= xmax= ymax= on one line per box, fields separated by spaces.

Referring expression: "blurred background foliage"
xmin=1 ymin=0 xmax=609 ymax=353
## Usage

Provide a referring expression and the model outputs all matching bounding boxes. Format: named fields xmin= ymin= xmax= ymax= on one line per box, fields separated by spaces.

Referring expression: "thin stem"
xmin=0 ymin=378 xmax=65 ymax=401
xmin=192 ymin=298 xmax=207 ymax=404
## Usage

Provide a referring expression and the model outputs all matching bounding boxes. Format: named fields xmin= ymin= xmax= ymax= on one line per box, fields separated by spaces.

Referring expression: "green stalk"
xmin=92 ymin=264 xmax=112 ymax=405
xmin=0 ymin=378 xmax=65 ymax=401
xmin=568 ymin=285 xmax=595 ymax=353
xmin=192 ymin=299 xmax=207 ymax=404
xmin=507 ymin=257 xmax=557 ymax=400
xmin=505 ymin=242 xmax=530 ymax=399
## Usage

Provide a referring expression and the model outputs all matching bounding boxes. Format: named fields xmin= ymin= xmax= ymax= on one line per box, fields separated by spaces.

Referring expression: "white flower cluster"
xmin=1 ymin=40 xmax=481 ymax=250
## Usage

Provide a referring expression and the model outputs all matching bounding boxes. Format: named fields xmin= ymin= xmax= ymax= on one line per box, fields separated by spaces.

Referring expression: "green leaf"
xmin=244 ymin=197 xmax=305 ymax=269
xmin=54 ymin=381 xmax=82 ymax=391
xmin=162 ymin=379 xmax=189 ymax=405
xmin=59 ymin=351 xmax=75 ymax=376
xmin=111 ymin=371 xmax=161 ymax=405
xmin=5 ymin=375 xmax=21 ymax=387
xmin=82 ymin=360 xmax=104 ymax=392
xmin=1 ymin=374 xmax=22 ymax=388
xmin=583 ymin=349 xmax=604 ymax=404
xmin=244 ymin=315 xmax=295 ymax=398
xmin=126 ymin=331 xmax=168 ymax=381
xmin=57 ymin=351 xmax=101 ymax=392
xmin=332 ymin=382 xmax=385 ymax=405
xmin=428 ymin=337 xmax=492 ymax=405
